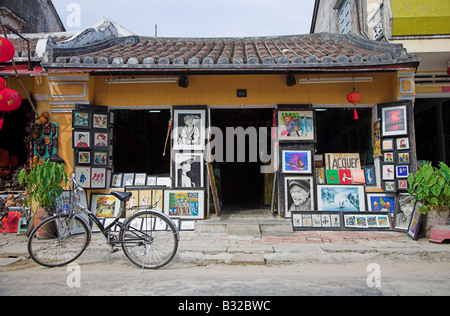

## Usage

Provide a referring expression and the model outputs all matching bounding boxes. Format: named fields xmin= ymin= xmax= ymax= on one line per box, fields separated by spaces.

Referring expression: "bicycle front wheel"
xmin=27 ymin=214 xmax=90 ymax=267
xmin=120 ymin=210 xmax=178 ymax=269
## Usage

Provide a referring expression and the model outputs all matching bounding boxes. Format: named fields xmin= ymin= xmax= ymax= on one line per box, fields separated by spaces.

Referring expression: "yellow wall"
xmin=23 ymin=71 xmax=403 ymax=176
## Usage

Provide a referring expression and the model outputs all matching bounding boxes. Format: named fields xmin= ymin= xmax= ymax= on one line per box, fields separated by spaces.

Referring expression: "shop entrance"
xmin=210 ymin=108 xmax=274 ymax=214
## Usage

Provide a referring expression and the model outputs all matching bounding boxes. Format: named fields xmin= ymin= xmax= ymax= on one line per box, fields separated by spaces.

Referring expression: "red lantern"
xmin=346 ymin=89 xmax=362 ymax=105
xmin=0 ymin=87 xmax=22 ymax=112
xmin=0 ymin=77 xmax=5 ymax=91
xmin=0 ymin=37 xmax=15 ymax=63
xmin=347 ymin=89 xmax=362 ymax=120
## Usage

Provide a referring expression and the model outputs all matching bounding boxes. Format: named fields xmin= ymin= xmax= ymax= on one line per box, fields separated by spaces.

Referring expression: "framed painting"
xmin=325 ymin=169 xmax=339 ymax=184
xmin=351 ymin=169 xmax=365 ymax=184
xmin=278 ymin=110 xmax=315 ymax=141
xmin=364 ymin=166 xmax=375 ymax=186
xmin=397 ymin=152 xmax=411 ymax=165
xmin=92 ymin=131 xmax=109 ymax=148
xmin=316 ymin=185 xmax=366 ymax=212
xmin=74 ymin=166 xmax=91 ymax=188
xmin=366 ymin=193 xmax=397 ymax=216
xmin=179 ymin=220 xmax=196 ymax=231
xmin=73 ymin=130 xmax=91 ymax=149
xmin=394 ymin=194 xmax=415 ymax=232
xmin=384 ymin=181 xmax=397 ymax=192
xmin=91 ymin=167 xmax=107 ymax=189
xmin=163 ymin=189 xmax=205 ymax=219
xmin=122 ymin=173 xmax=135 ymax=186
xmin=90 ymin=194 xmax=121 ymax=218
xmin=173 ymin=109 xmax=206 ymax=151
xmin=173 ymin=152 xmax=204 ymax=188
xmin=92 ymin=112 xmax=109 ymax=130
xmin=282 ymin=150 xmax=312 ymax=174
xmin=382 ymin=164 xmax=395 ymax=180
xmin=382 ymin=105 xmax=408 ymax=136
xmin=134 ymin=173 xmax=147 ymax=186
xmin=396 ymin=137 xmax=409 ymax=150
xmin=110 ymin=173 xmax=123 ymax=188
xmin=76 ymin=150 xmax=91 ymax=165
xmin=381 ymin=139 xmax=394 ymax=151
xmin=396 ymin=165 xmax=409 ymax=178
xmin=408 ymin=202 xmax=423 ymax=240
xmin=284 ymin=176 xmax=314 ymax=218
xmin=292 ymin=211 xmax=343 ymax=231
xmin=72 ymin=110 xmax=91 ymax=129
xmin=92 ymin=150 xmax=108 ymax=167
xmin=343 ymin=212 xmax=392 ymax=230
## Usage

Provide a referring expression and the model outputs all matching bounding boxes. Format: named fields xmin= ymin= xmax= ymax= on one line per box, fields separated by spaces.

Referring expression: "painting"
xmin=325 ymin=169 xmax=339 ymax=184
xmin=174 ymin=152 xmax=204 ymax=188
xmin=366 ymin=193 xmax=397 ymax=216
xmin=134 ymin=173 xmax=147 ymax=186
xmin=72 ymin=111 xmax=91 ymax=129
xmin=338 ymin=169 xmax=352 ymax=184
xmin=351 ymin=169 xmax=365 ymax=184
xmin=76 ymin=150 xmax=91 ymax=165
xmin=394 ymin=194 xmax=415 ymax=232
xmin=382 ymin=105 xmax=408 ymax=136
xmin=73 ymin=130 xmax=91 ymax=149
xmin=173 ymin=109 xmax=205 ymax=151
xmin=164 ymin=189 xmax=205 ymax=219
xmin=408 ymin=202 xmax=423 ymax=240
xmin=282 ymin=150 xmax=312 ymax=174
xmin=382 ymin=139 xmax=394 ymax=151
xmin=91 ymin=167 xmax=107 ymax=189
xmin=278 ymin=110 xmax=314 ymax=141
xmin=74 ymin=166 xmax=91 ymax=188
xmin=364 ymin=166 xmax=375 ymax=186
xmin=110 ymin=173 xmax=123 ymax=188
xmin=382 ymin=164 xmax=395 ymax=180
xmin=372 ymin=119 xmax=381 ymax=156
xmin=397 ymin=152 xmax=410 ymax=164
xmin=396 ymin=137 xmax=410 ymax=150
xmin=396 ymin=165 xmax=409 ymax=178
xmin=344 ymin=212 xmax=391 ymax=230
xmin=90 ymin=194 xmax=121 ymax=218
xmin=92 ymin=150 xmax=108 ymax=167
xmin=292 ymin=211 xmax=342 ymax=231
xmin=92 ymin=113 xmax=109 ymax=129
xmin=284 ymin=176 xmax=314 ymax=218
xmin=317 ymin=185 xmax=366 ymax=212
xmin=122 ymin=173 xmax=135 ymax=186
xmin=93 ymin=132 xmax=108 ymax=148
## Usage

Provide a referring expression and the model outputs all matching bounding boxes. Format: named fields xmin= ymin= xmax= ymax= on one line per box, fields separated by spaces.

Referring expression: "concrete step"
xmin=195 ymin=217 xmax=293 ymax=237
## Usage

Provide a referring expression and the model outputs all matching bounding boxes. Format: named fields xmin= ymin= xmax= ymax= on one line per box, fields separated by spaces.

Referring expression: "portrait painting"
xmin=174 ymin=152 xmax=204 ymax=188
xmin=284 ymin=176 xmax=314 ymax=218
xmin=173 ymin=110 xmax=205 ymax=150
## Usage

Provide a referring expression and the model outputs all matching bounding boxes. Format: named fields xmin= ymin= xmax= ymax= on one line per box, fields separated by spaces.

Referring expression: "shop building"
xmin=5 ymin=19 xmax=421 ymax=231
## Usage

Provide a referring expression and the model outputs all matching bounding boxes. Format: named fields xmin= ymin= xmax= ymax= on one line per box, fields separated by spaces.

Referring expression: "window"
xmin=338 ymin=0 xmax=351 ymax=34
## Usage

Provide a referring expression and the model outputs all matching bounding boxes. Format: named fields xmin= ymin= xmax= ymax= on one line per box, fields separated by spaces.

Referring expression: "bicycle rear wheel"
xmin=27 ymin=214 xmax=90 ymax=267
xmin=120 ymin=210 xmax=178 ymax=269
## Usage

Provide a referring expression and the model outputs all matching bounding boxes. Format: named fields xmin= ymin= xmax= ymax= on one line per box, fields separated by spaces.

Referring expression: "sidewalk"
xmin=1 ymin=225 xmax=449 ymax=267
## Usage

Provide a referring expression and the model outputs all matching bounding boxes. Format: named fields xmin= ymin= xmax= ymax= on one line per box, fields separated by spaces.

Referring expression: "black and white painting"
xmin=174 ymin=152 xmax=204 ymax=188
xmin=173 ymin=110 xmax=205 ymax=151
xmin=394 ymin=193 xmax=415 ymax=231
xmin=284 ymin=176 xmax=314 ymax=218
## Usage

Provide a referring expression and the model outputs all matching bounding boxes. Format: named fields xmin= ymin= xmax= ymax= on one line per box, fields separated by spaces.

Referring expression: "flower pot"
xmin=425 ymin=206 xmax=450 ymax=237
xmin=32 ymin=207 xmax=55 ymax=238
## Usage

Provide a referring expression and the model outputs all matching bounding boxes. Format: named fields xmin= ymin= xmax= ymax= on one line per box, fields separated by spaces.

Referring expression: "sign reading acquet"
xmin=325 ymin=153 xmax=361 ymax=170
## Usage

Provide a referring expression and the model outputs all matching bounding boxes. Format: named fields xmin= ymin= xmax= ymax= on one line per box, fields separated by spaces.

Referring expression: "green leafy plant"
xmin=408 ymin=161 xmax=450 ymax=214
xmin=18 ymin=159 xmax=68 ymax=212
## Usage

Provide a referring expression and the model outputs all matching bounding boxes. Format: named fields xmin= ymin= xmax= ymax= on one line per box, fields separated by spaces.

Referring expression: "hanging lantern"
xmin=0 ymin=37 xmax=15 ymax=63
xmin=0 ymin=87 xmax=22 ymax=112
xmin=0 ymin=77 xmax=5 ymax=91
xmin=347 ymin=89 xmax=362 ymax=120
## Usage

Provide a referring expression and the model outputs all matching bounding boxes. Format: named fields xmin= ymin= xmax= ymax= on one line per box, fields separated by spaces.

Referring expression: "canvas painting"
xmin=72 ymin=111 xmax=91 ymax=129
xmin=173 ymin=110 xmax=205 ymax=150
xmin=284 ymin=176 xmax=314 ymax=218
xmin=394 ymin=194 xmax=415 ymax=231
xmin=278 ymin=111 xmax=314 ymax=141
xmin=91 ymin=167 xmax=107 ymax=188
xmin=366 ymin=193 xmax=397 ymax=216
xmin=90 ymin=194 xmax=121 ymax=218
xmin=74 ymin=166 xmax=91 ymax=188
xmin=164 ymin=190 xmax=205 ymax=219
xmin=325 ymin=169 xmax=339 ymax=184
xmin=93 ymin=113 xmax=108 ymax=129
xmin=174 ymin=152 xmax=204 ymax=188
xmin=73 ymin=131 xmax=91 ymax=149
xmin=382 ymin=105 xmax=408 ymax=136
xmin=282 ymin=150 xmax=312 ymax=174
xmin=317 ymin=185 xmax=366 ymax=212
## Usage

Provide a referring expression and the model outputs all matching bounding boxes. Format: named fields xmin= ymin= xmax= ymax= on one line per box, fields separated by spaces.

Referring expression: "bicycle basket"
xmin=49 ymin=184 xmax=79 ymax=212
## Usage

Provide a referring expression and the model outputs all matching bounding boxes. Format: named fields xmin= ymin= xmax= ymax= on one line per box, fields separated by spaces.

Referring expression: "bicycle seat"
xmin=111 ymin=191 xmax=132 ymax=202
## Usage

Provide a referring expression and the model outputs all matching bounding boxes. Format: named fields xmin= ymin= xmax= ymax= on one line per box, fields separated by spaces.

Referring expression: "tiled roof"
xmin=43 ymin=34 xmax=420 ymax=72
xmin=4 ymin=19 xmax=420 ymax=73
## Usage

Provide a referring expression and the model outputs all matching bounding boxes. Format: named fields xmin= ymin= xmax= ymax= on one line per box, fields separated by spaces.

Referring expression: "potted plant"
xmin=408 ymin=161 xmax=450 ymax=237
xmin=18 ymin=159 xmax=68 ymax=233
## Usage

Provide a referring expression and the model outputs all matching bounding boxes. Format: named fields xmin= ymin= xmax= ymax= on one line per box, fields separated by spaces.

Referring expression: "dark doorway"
xmin=210 ymin=108 xmax=274 ymax=211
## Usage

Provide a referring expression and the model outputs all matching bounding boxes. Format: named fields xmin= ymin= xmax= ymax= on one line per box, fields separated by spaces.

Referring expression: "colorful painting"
xmin=278 ymin=110 xmax=314 ymax=141
xmin=282 ymin=150 xmax=312 ymax=174
xmin=164 ymin=190 xmax=205 ymax=219
xmin=366 ymin=193 xmax=397 ymax=216
xmin=90 ymin=194 xmax=121 ymax=218
xmin=382 ymin=105 xmax=408 ymax=136
xmin=72 ymin=111 xmax=91 ymax=128
xmin=325 ymin=169 xmax=339 ymax=184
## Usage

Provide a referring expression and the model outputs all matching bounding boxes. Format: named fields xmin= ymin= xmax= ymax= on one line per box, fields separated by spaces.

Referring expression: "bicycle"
xmin=27 ymin=176 xmax=179 ymax=270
